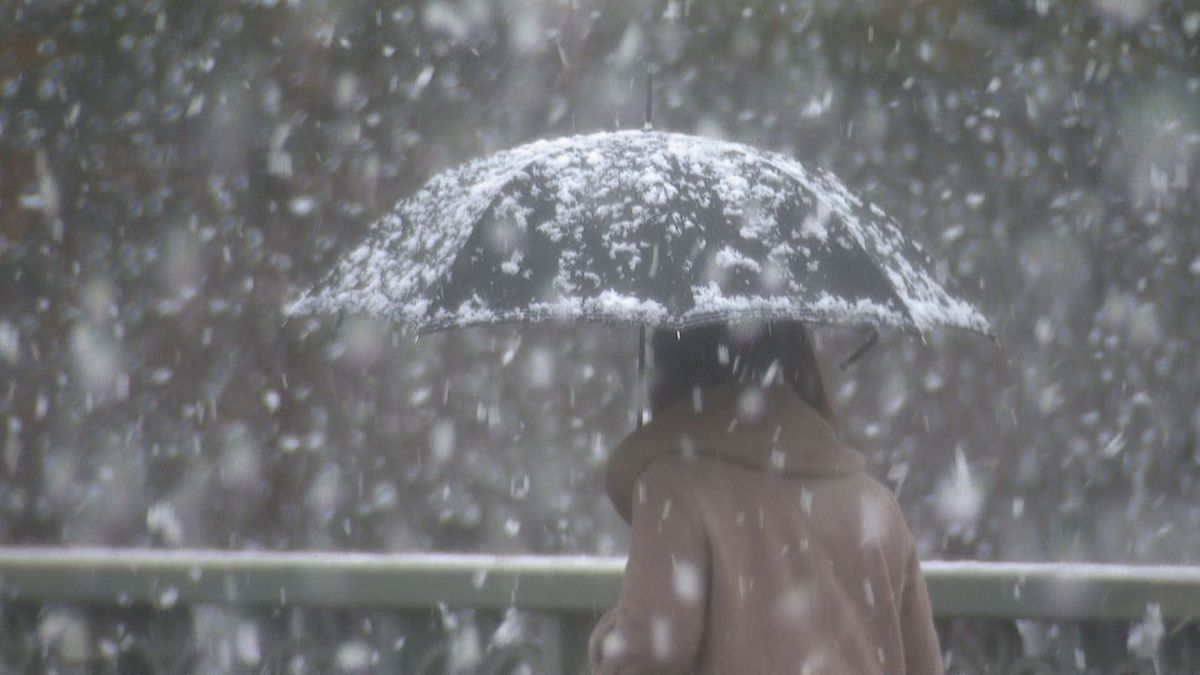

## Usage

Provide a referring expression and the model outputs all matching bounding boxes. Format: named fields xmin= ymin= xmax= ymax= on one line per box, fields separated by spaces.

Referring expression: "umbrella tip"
xmin=645 ymin=70 xmax=654 ymax=129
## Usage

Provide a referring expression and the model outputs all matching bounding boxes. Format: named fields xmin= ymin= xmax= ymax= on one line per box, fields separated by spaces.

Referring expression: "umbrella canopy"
xmin=288 ymin=129 xmax=988 ymax=336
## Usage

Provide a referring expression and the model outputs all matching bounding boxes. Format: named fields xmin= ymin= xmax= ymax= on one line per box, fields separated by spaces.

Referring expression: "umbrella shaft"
xmin=637 ymin=325 xmax=647 ymax=427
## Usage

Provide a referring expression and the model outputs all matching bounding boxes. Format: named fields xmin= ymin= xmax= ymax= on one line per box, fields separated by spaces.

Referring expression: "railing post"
xmin=538 ymin=612 xmax=565 ymax=674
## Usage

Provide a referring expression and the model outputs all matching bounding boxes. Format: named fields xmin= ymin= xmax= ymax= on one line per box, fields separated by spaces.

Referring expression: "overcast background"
xmin=2 ymin=0 xmax=1198 ymax=566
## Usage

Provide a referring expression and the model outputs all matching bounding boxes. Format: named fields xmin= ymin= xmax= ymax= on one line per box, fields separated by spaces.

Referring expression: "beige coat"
xmin=590 ymin=383 xmax=943 ymax=675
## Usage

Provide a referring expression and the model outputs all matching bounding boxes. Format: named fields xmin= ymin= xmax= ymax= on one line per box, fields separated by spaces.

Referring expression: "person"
xmin=589 ymin=321 xmax=943 ymax=675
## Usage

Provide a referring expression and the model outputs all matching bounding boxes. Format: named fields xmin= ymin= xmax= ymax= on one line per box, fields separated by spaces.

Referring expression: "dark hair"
xmin=648 ymin=321 xmax=835 ymax=423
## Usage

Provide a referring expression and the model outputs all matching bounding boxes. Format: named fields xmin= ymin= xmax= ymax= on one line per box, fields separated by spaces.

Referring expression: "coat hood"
xmin=606 ymin=382 xmax=865 ymax=522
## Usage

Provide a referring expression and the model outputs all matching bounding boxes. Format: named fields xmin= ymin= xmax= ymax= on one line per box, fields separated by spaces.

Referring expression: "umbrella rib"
xmin=424 ymin=153 xmax=556 ymax=321
xmin=746 ymin=151 xmax=924 ymax=334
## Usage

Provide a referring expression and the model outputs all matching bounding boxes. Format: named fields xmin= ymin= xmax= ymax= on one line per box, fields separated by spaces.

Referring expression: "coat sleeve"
xmin=590 ymin=459 xmax=709 ymax=675
xmin=900 ymin=542 xmax=944 ymax=675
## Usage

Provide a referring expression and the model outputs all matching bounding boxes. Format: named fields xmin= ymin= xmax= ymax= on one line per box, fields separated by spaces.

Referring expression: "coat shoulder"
xmin=853 ymin=472 xmax=918 ymax=550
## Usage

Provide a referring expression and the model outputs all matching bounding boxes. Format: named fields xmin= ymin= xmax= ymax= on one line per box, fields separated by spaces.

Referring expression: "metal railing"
xmin=1 ymin=548 xmax=1198 ymax=673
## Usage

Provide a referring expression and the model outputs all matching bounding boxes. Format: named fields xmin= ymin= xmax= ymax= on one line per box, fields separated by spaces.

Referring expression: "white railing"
xmin=1 ymin=548 xmax=1198 ymax=620
xmin=2 ymin=548 xmax=1198 ymax=674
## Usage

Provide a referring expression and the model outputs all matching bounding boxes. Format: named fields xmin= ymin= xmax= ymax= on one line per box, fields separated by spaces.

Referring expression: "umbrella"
xmin=287 ymin=129 xmax=988 ymax=339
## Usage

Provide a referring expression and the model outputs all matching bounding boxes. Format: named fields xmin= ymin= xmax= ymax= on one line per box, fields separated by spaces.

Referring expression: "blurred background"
xmin=2 ymin=0 xmax=1198 ymax=567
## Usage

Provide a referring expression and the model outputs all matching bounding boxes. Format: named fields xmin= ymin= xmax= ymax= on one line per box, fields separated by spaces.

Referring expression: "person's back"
xmin=590 ymin=322 xmax=943 ymax=674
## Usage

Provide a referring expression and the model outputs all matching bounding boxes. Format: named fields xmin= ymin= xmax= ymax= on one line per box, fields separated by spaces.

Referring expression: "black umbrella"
xmin=288 ymin=129 xmax=988 ymax=341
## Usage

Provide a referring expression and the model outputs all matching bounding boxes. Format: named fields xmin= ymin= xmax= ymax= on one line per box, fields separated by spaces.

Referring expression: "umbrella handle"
xmin=838 ymin=327 xmax=879 ymax=371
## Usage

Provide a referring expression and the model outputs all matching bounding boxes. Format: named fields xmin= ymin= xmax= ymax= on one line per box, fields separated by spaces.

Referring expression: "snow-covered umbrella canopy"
xmin=289 ymin=129 xmax=989 ymax=336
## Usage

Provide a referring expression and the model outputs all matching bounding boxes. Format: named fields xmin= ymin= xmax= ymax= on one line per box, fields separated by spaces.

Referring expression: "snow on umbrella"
xmin=288 ymin=129 xmax=989 ymax=337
